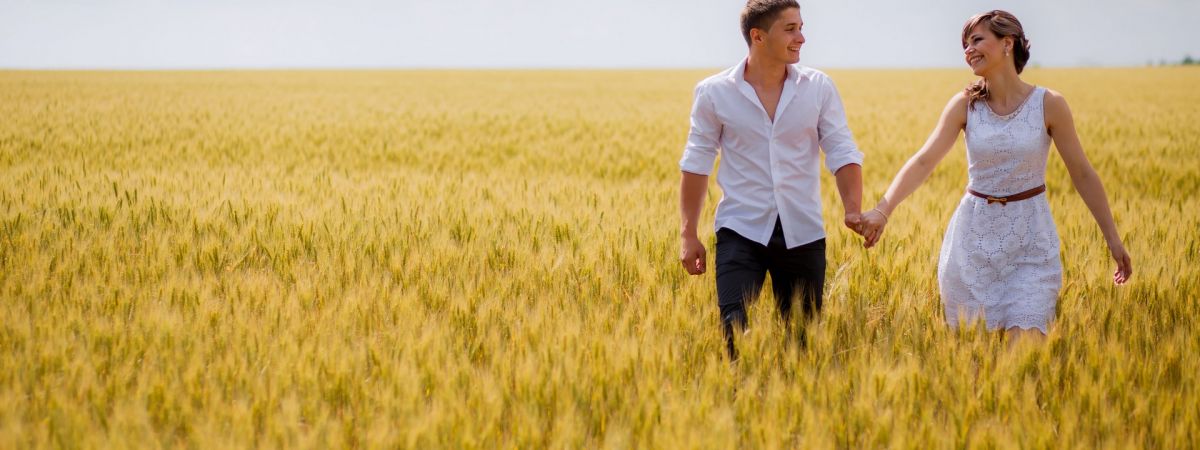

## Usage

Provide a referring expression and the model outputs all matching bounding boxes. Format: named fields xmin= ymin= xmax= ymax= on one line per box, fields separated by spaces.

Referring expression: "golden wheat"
xmin=0 ymin=68 xmax=1197 ymax=448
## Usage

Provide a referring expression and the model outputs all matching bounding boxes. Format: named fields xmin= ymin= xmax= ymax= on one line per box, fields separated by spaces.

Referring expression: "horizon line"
xmin=0 ymin=63 xmax=1189 ymax=72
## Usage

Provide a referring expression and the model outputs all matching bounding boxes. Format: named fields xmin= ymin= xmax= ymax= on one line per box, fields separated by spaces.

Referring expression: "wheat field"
xmin=1 ymin=67 xmax=1197 ymax=448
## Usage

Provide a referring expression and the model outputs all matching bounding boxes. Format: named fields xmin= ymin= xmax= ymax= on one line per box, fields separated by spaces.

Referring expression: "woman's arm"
xmin=1044 ymin=90 xmax=1132 ymax=284
xmin=859 ymin=93 xmax=969 ymax=247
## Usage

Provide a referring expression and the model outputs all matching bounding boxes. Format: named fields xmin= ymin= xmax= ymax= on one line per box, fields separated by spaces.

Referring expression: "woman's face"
xmin=962 ymin=23 xmax=1011 ymax=76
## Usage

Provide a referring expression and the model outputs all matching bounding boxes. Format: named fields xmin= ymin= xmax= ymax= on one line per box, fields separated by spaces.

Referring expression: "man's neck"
xmin=744 ymin=54 xmax=788 ymax=88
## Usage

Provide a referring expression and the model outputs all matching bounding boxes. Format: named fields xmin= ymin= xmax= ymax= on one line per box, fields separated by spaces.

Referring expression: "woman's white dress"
xmin=937 ymin=87 xmax=1062 ymax=333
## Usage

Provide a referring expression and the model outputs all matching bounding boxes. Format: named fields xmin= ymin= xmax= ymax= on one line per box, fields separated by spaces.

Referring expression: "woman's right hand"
xmin=859 ymin=210 xmax=888 ymax=248
xmin=1108 ymin=241 xmax=1133 ymax=285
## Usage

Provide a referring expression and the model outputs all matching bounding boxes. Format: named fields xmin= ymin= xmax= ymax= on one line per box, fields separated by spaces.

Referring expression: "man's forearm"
xmin=834 ymin=163 xmax=863 ymax=214
xmin=680 ymin=171 xmax=709 ymax=237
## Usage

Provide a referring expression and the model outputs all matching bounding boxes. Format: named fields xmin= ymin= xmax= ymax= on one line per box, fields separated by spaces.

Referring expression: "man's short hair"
xmin=740 ymin=0 xmax=801 ymax=47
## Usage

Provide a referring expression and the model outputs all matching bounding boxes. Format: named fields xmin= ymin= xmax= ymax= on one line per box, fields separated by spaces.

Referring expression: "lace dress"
xmin=937 ymin=86 xmax=1062 ymax=333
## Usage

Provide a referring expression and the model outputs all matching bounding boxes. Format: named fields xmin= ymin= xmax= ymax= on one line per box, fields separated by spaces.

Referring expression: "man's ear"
xmin=750 ymin=28 xmax=765 ymax=45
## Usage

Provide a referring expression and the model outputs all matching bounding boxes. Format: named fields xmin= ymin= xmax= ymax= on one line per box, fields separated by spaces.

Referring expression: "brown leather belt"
xmin=967 ymin=184 xmax=1046 ymax=205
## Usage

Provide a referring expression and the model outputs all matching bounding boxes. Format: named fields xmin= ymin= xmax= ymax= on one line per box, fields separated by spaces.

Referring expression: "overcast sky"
xmin=1 ymin=0 xmax=1197 ymax=69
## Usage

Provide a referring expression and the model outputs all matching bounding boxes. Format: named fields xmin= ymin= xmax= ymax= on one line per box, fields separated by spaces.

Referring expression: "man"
xmin=679 ymin=0 xmax=864 ymax=360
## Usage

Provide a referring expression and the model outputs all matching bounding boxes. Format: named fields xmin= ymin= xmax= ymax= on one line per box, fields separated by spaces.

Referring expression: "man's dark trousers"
xmin=715 ymin=218 xmax=826 ymax=360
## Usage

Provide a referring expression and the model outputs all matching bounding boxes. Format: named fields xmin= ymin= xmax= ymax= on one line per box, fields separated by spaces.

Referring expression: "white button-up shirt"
xmin=680 ymin=60 xmax=864 ymax=249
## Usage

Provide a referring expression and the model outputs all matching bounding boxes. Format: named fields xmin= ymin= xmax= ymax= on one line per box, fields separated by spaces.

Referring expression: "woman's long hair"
xmin=962 ymin=10 xmax=1031 ymax=108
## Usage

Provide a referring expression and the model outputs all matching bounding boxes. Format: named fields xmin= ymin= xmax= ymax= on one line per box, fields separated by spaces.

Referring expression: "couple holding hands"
xmin=678 ymin=2 xmax=1133 ymax=360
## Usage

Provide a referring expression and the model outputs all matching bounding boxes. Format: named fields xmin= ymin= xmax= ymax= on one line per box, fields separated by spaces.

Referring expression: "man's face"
xmin=755 ymin=8 xmax=805 ymax=64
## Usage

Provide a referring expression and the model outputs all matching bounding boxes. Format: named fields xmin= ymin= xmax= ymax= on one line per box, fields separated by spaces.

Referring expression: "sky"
xmin=1 ymin=0 xmax=1197 ymax=69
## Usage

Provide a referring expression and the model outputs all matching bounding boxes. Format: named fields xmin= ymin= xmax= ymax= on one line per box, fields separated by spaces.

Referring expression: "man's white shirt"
xmin=680 ymin=59 xmax=864 ymax=249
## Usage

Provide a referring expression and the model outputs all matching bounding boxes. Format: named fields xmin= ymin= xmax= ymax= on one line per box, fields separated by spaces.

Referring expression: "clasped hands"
xmin=845 ymin=205 xmax=888 ymax=248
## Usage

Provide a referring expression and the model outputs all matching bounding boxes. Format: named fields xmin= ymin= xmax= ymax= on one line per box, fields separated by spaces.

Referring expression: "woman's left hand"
xmin=1108 ymin=241 xmax=1132 ymax=285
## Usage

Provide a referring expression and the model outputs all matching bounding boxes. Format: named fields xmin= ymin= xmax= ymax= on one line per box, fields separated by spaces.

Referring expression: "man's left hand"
xmin=844 ymin=212 xmax=864 ymax=237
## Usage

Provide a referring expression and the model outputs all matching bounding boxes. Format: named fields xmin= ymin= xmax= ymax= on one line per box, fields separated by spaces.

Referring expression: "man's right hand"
xmin=680 ymin=235 xmax=707 ymax=275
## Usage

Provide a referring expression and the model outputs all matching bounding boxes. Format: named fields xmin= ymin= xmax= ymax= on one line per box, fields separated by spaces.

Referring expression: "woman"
xmin=857 ymin=10 xmax=1133 ymax=342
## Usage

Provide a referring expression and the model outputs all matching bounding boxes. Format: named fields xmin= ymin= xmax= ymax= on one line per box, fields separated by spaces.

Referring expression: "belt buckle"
xmin=986 ymin=196 xmax=1008 ymax=205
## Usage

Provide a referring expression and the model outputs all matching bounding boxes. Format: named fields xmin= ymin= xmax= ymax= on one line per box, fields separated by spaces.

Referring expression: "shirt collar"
xmin=730 ymin=58 xmax=805 ymax=84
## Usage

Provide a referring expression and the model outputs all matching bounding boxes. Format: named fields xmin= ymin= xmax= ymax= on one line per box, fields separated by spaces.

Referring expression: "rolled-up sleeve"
xmin=679 ymin=82 xmax=721 ymax=176
xmin=817 ymin=76 xmax=864 ymax=174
